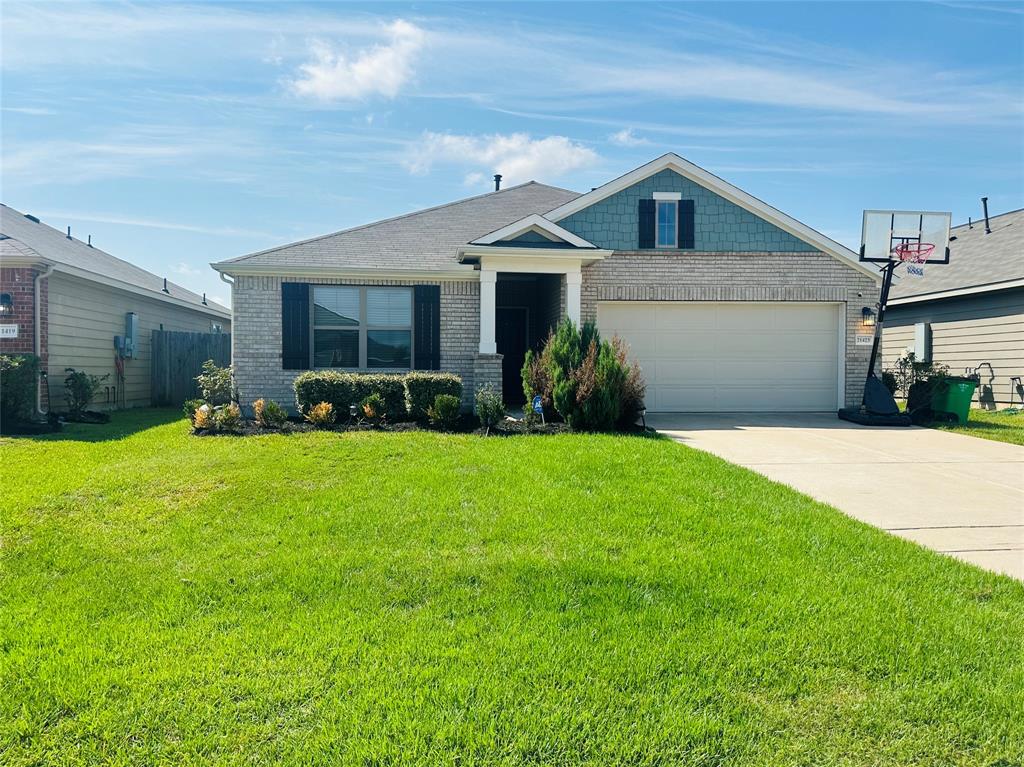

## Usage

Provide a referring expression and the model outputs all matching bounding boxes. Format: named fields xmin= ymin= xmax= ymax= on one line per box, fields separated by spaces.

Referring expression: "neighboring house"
xmin=0 ymin=204 xmax=231 ymax=413
xmin=882 ymin=206 xmax=1024 ymax=409
xmin=214 ymin=153 xmax=880 ymax=413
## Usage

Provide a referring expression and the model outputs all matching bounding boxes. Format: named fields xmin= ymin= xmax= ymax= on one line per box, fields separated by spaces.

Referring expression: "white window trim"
xmin=653 ymin=191 xmax=682 ymax=201
xmin=311 ymin=285 xmax=414 ymax=370
xmin=655 ymin=199 xmax=678 ymax=249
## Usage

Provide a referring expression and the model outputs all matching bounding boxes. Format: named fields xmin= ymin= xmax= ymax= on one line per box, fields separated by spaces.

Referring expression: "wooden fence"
xmin=151 ymin=330 xmax=231 ymax=406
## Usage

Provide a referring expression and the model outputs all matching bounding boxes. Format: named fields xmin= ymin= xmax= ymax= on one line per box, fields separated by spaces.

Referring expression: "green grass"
xmin=934 ymin=408 xmax=1024 ymax=446
xmin=2 ymin=410 xmax=1022 ymax=766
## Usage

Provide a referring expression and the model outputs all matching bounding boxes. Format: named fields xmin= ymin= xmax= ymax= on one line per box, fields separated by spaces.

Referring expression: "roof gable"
xmin=469 ymin=213 xmax=597 ymax=249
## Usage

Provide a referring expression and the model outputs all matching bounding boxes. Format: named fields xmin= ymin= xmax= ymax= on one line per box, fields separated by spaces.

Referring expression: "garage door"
xmin=597 ymin=302 xmax=841 ymax=412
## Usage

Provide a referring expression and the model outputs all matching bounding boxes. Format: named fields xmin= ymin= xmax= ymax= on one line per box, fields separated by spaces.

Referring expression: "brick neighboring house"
xmin=0 ymin=205 xmax=231 ymax=415
xmin=214 ymin=154 xmax=881 ymax=413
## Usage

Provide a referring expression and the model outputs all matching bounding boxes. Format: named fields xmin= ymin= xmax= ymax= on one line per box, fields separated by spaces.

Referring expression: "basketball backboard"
xmin=860 ymin=210 xmax=951 ymax=264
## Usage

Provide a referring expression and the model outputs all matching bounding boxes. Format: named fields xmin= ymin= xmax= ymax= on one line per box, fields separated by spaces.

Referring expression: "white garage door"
xmin=597 ymin=302 xmax=841 ymax=412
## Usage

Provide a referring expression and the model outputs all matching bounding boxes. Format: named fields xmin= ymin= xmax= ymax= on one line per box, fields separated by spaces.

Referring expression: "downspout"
xmin=34 ymin=263 xmax=54 ymax=416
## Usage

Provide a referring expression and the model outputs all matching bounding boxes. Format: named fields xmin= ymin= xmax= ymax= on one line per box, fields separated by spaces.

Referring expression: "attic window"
xmin=656 ymin=201 xmax=677 ymax=248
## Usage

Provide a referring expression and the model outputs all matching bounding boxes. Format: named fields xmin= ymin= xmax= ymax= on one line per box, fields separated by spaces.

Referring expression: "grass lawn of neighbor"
xmin=3 ymin=409 xmax=1022 ymax=766
xmin=934 ymin=408 xmax=1024 ymax=446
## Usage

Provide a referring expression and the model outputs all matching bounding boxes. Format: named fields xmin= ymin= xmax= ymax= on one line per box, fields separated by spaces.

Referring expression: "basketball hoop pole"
xmin=862 ymin=259 xmax=897 ymax=407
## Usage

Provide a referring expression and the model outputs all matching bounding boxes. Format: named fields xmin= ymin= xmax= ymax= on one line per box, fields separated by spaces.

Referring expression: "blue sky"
xmin=2 ymin=1 xmax=1021 ymax=308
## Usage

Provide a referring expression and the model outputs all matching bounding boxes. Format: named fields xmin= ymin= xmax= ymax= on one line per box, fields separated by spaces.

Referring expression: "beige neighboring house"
xmin=0 ymin=204 xmax=231 ymax=413
xmin=883 ymin=206 xmax=1024 ymax=409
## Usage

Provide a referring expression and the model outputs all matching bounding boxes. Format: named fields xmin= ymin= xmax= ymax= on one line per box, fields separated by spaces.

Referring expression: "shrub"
xmin=881 ymin=371 xmax=898 ymax=396
xmin=521 ymin=339 xmax=556 ymax=419
xmin=0 ymin=354 xmax=39 ymax=426
xmin=361 ymin=392 xmax=386 ymax=425
xmin=193 ymin=404 xmax=214 ymax=430
xmin=214 ymin=403 xmax=242 ymax=433
xmin=886 ymin=352 xmax=948 ymax=400
xmin=196 ymin=359 xmax=233 ymax=405
xmin=183 ymin=398 xmax=205 ymax=425
xmin=304 ymin=401 xmax=335 ymax=427
xmin=64 ymin=368 xmax=109 ymax=414
xmin=294 ymin=371 xmax=406 ymax=422
xmin=253 ymin=398 xmax=288 ymax=428
xmin=405 ymin=372 xmax=463 ymax=421
xmin=427 ymin=393 xmax=461 ymax=431
xmin=474 ymin=386 xmax=505 ymax=433
xmin=537 ymin=318 xmax=644 ymax=432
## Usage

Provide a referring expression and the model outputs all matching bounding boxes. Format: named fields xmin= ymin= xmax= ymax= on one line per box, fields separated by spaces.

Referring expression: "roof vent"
xmin=493 ymin=174 xmax=502 ymax=191
xmin=162 ymin=277 xmax=170 ymax=294
xmin=981 ymin=197 xmax=991 ymax=234
xmin=87 ymin=235 xmax=92 ymax=247
xmin=24 ymin=213 xmax=40 ymax=223
xmin=66 ymin=226 xmax=72 ymax=240
xmin=202 ymin=292 xmax=208 ymax=306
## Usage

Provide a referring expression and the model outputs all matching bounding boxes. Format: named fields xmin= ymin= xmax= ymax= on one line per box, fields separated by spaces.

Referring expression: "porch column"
xmin=566 ymin=270 xmax=582 ymax=326
xmin=479 ymin=268 xmax=497 ymax=354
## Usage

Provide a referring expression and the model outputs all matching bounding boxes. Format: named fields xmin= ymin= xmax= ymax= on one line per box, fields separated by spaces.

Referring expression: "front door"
xmin=496 ymin=306 xmax=529 ymax=405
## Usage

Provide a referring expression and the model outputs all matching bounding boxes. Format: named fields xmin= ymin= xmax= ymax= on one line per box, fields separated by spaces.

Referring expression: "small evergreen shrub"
xmin=474 ymin=386 xmax=505 ymax=433
xmin=361 ymin=392 xmax=386 ymax=425
xmin=294 ymin=371 xmax=406 ymax=422
xmin=521 ymin=338 xmax=555 ymax=419
xmin=427 ymin=393 xmax=461 ymax=431
xmin=0 ymin=354 xmax=39 ymax=426
xmin=253 ymin=398 xmax=288 ymax=428
xmin=304 ymin=401 xmax=335 ymax=427
xmin=214 ymin=403 xmax=243 ymax=433
xmin=183 ymin=398 xmax=205 ymax=425
xmin=64 ymin=368 xmax=109 ymax=414
xmin=404 ymin=372 xmax=463 ymax=421
xmin=196 ymin=359 xmax=233 ymax=405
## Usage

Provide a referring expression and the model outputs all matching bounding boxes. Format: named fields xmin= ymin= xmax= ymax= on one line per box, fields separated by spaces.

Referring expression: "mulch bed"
xmin=192 ymin=415 xmax=584 ymax=437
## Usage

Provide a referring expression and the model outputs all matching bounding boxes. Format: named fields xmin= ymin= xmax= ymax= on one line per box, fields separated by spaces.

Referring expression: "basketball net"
xmin=893 ymin=241 xmax=933 ymax=278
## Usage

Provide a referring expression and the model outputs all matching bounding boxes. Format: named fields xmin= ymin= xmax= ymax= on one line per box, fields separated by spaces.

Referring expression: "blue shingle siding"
xmin=558 ymin=169 xmax=818 ymax=252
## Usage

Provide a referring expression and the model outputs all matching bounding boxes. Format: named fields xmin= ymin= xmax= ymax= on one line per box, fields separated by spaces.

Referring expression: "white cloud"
xmin=290 ymin=20 xmax=425 ymax=102
xmin=172 ymin=262 xmax=202 ymax=276
xmin=463 ymin=172 xmax=486 ymax=187
xmin=408 ymin=132 xmax=599 ymax=185
xmin=37 ymin=210 xmax=275 ymax=239
xmin=609 ymin=128 xmax=649 ymax=147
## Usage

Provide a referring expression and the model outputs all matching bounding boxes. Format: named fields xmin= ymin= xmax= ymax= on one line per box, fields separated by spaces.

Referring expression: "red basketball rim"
xmin=893 ymin=242 xmax=935 ymax=262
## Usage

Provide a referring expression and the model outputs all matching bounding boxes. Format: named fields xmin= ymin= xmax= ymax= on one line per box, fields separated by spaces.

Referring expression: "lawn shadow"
xmin=5 ymin=408 xmax=184 ymax=443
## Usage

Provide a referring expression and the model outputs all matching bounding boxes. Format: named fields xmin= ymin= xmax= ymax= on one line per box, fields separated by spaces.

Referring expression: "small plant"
xmin=886 ymin=352 xmax=948 ymax=400
xmin=253 ymin=398 xmax=288 ymax=428
xmin=427 ymin=393 xmax=461 ymax=431
xmin=474 ymin=386 xmax=505 ymax=435
xmin=1 ymin=354 xmax=39 ymax=426
xmin=183 ymin=398 xmax=206 ymax=426
xmin=214 ymin=403 xmax=242 ymax=433
xmin=193 ymin=404 xmax=214 ymax=430
xmin=361 ymin=392 xmax=386 ymax=425
xmin=64 ymin=368 xmax=109 ymax=415
xmin=195 ymin=359 xmax=233 ymax=405
xmin=405 ymin=372 xmax=463 ymax=421
xmin=304 ymin=401 xmax=335 ymax=428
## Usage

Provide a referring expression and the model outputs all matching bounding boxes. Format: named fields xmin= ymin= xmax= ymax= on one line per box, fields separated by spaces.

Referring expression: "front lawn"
xmin=3 ymin=410 xmax=1022 ymax=765
xmin=934 ymin=408 xmax=1024 ymax=446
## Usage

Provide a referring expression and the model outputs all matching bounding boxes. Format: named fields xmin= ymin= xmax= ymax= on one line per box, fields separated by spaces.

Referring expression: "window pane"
xmin=367 ymin=329 xmax=411 ymax=368
xmin=313 ymin=286 xmax=360 ymax=326
xmin=314 ymin=329 xmax=359 ymax=367
xmin=656 ymin=202 xmax=676 ymax=247
xmin=366 ymin=287 xmax=412 ymax=327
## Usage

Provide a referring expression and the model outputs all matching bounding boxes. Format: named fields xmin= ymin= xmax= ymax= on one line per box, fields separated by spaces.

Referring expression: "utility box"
xmin=914 ymin=322 xmax=931 ymax=362
xmin=123 ymin=312 xmax=138 ymax=358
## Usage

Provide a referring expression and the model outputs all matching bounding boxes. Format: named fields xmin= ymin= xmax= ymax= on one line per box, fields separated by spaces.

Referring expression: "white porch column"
xmin=566 ymin=270 xmax=582 ymax=326
xmin=479 ymin=268 xmax=497 ymax=354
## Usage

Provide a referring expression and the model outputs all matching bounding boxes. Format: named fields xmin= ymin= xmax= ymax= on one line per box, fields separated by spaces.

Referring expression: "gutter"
xmin=34 ymin=262 xmax=54 ymax=416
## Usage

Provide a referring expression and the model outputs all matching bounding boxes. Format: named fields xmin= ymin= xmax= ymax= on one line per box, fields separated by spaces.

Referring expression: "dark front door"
xmin=496 ymin=306 xmax=529 ymax=405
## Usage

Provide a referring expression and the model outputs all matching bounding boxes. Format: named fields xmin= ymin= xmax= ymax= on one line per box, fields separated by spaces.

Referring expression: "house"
xmin=882 ymin=206 xmax=1024 ymax=409
xmin=213 ymin=154 xmax=880 ymax=413
xmin=0 ymin=204 xmax=231 ymax=413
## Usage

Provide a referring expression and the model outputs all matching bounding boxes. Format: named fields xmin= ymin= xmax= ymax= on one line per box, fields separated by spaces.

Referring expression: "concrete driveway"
xmin=647 ymin=413 xmax=1024 ymax=580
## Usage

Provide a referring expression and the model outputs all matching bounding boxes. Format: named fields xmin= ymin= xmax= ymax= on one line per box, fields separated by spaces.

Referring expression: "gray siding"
xmin=883 ymin=288 xmax=1024 ymax=409
xmin=46 ymin=272 xmax=231 ymax=410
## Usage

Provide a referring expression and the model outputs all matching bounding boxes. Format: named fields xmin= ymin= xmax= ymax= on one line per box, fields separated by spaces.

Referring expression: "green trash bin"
xmin=931 ymin=376 xmax=978 ymax=425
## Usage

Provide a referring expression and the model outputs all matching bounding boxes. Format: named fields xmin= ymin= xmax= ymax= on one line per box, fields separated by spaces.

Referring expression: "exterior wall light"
xmin=862 ymin=307 xmax=876 ymax=327
xmin=0 ymin=293 xmax=12 ymax=315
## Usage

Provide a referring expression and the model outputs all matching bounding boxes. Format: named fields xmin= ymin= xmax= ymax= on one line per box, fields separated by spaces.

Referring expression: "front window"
xmin=313 ymin=286 xmax=412 ymax=368
xmin=656 ymin=200 xmax=677 ymax=248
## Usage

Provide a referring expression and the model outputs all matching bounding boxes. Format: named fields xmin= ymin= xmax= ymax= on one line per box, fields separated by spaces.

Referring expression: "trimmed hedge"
xmin=405 ymin=372 xmax=463 ymax=421
xmin=293 ymin=371 xmax=408 ymax=422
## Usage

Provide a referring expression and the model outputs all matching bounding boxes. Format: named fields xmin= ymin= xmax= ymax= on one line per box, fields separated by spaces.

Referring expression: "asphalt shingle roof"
xmin=0 ymin=204 xmax=229 ymax=315
xmin=891 ymin=207 xmax=1024 ymax=299
xmin=215 ymin=182 xmax=581 ymax=271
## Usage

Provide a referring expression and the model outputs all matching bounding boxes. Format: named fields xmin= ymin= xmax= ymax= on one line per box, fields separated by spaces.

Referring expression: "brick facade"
xmin=231 ymin=275 xmax=481 ymax=412
xmin=580 ymin=251 xmax=879 ymax=407
xmin=0 ymin=266 xmax=48 ymax=410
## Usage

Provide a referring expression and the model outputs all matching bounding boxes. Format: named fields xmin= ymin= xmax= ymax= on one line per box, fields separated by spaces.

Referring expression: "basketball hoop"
xmin=892 ymin=242 xmax=935 ymax=263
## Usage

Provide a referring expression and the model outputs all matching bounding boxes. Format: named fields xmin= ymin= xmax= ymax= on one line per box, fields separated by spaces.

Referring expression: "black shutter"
xmin=413 ymin=284 xmax=441 ymax=370
xmin=281 ymin=282 xmax=310 ymax=370
xmin=678 ymin=199 xmax=695 ymax=249
xmin=638 ymin=199 xmax=655 ymax=249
